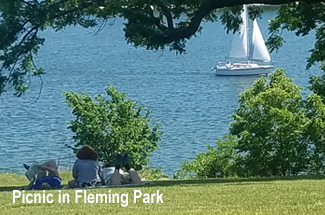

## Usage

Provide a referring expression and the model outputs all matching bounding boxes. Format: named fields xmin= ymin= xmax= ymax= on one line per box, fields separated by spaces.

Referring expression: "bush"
xmin=230 ymin=69 xmax=311 ymax=177
xmin=175 ymin=69 xmax=325 ymax=179
xmin=139 ymin=167 xmax=169 ymax=180
xmin=306 ymin=68 xmax=325 ymax=174
xmin=174 ymin=135 xmax=239 ymax=179
xmin=64 ymin=84 xmax=163 ymax=170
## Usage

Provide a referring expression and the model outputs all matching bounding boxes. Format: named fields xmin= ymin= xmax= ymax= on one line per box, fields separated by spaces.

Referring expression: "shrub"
xmin=139 ymin=167 xmax=169 ymax=180
xmin=230 ymin=69 xmax=310 ymax=176
xmin=176 ymin=69 xmax=325 ymax=179
xmin=64 ymin=84 xmax=163 ymax=170
xmin=174 ymin=135 xmax=239 ymax=179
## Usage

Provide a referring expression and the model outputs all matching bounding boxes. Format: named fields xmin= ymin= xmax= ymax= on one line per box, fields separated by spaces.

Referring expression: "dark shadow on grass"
xmin=147 ymin=175 xmax=325 ymax=188
xmin=0 ymin=186 xmax=25 ymax=192
xmin=0 ymin=175 xmax=324 ymax=192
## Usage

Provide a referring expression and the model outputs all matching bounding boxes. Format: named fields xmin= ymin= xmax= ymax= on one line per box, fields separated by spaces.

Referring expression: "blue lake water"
xmin=0 ymin=10 xmax=322 ymax=175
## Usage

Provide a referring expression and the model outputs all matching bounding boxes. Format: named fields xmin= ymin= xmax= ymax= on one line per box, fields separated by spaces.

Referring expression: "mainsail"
xmin=228 ymin=5 xmax=248 ymax=59
xmin=228 ymin=5 xmax=271 ymax=62
xmin=249 ymin=19 xmax=271 ymax=62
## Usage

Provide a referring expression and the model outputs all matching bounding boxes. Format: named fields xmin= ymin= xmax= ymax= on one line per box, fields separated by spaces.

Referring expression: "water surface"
xmin=0 ymin=10 xmax=321 ymax=175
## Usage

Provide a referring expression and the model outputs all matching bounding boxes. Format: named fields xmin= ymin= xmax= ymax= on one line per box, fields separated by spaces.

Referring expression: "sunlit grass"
xmin=0 ymin=173 xmax=325 ymax=214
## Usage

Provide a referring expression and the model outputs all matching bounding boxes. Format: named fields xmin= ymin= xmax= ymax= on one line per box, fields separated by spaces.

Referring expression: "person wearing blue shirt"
xmin=68 ymin=145 xmax=104 ymax=188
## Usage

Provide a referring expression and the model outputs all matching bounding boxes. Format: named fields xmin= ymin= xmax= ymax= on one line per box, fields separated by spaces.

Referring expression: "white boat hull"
xmin=215 ymin=5 xmax=274 ymax=76
xmin=215 ymin=64 xmax=274 ymax=76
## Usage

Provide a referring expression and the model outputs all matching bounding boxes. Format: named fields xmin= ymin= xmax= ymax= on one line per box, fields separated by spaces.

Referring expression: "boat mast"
xmin=244 ymin=4 xmax=249 ymax=63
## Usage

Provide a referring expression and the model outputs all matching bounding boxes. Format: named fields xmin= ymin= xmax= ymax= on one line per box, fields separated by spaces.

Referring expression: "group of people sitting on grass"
xmin=23 ymin=145 xmax=142 ymax=190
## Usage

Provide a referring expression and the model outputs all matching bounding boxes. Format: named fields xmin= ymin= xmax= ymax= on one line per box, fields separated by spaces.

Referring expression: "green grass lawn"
xmin=1 ymin=173 xmax=325 ymax=214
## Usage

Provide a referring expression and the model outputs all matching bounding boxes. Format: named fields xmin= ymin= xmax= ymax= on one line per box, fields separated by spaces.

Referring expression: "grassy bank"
xmin=1 ymin=174 xmax=325 ymax=214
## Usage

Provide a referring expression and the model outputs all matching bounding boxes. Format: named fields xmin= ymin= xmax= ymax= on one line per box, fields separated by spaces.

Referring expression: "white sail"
xmin=249 ymin=19 xmax=271 ymax=62
xmin=228 ymin=5 xmax=248 ymax=59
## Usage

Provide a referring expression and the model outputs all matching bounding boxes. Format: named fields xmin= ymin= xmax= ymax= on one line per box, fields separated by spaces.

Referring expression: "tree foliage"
xmin=309 ymin=62 xmax=325 ymax=101
xmin=266 ymin=1 xmax=325 ymax=69
xmin=230 ymin=69 xmax=310 ymax=176
xmin=177 ymin=69 xmax=325 ymax=178
xmin=64 ymin=84 xmax=162 ymax=170
xmin=174 ymin=135 xmax=239 ymax=179
xmin=1 ymin=0 xmax=325 ymax=96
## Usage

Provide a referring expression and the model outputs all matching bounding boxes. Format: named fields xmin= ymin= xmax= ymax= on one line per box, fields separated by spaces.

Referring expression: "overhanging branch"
xmin=162 ymin=0 xmax=325 ymax=43
xmin=155 ymin=1 xmax=174 ymax=30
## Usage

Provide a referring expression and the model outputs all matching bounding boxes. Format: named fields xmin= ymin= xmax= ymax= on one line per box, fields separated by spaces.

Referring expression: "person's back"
xmin=73 ymin=159 xmax=101 ymax=183
xmin=69 ymin=145 xmax=103 ymax=188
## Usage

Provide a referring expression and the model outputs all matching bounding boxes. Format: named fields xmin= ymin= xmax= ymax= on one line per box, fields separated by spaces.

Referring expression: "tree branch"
xmin=30 ymin=51 xmax=43 ymax=104
xmin=146 ymin=6 xmax=169 ymax=31
xmin=163 ymin=0 xmax=325 ymax=43
xmin=2 ymin=27 xmax=38 ymax=90
xmin=155 ymin=1 xmax=174 ymax=30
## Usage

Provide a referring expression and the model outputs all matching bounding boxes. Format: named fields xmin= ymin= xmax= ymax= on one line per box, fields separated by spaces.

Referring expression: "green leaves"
xmin=230 ymin=69 xmax=310 ymax=177
xmin=178 ymin=69 xmax=325 ymax=179
xmin=3 ymin=1 xmax=325 ymax=96
xmin=64 ymin=84 xmax=162 ymax=170
xmin=0 ymin=0 xmax=107 ymax=96
xmin=265 ymin=34 xmax=285 ymax=53
xmin=220 ymin=6 xmax=242 ymax=34
xmin=174 ymin=135 xmax=239 ymax=179
xmin=267 ymin=2 xmax=325 ymax=69
xmin=309 ymin=70 xmax=325 ymax=102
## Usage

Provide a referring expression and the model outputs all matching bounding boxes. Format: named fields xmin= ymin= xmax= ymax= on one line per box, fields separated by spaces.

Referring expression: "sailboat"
xmin=215 ymin=5 xmax=274 ymax=76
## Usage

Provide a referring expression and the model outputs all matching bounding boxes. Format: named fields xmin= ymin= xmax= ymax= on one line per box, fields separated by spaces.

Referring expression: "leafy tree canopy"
xmin=176 ymin=69 xmax=325 ymax=178
xmin=64 ymin=84 xmax=162 ymax=170
xmin=1 ymin=0 xmax=325 ymax=96
xmin=230 ymin=69 xmax=311 ymax=176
